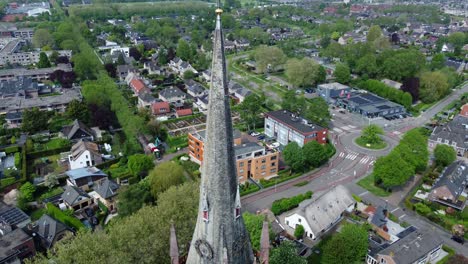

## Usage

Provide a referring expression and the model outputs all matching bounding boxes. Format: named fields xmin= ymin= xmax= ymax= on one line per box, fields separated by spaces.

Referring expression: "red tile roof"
xmin=2 ymin=14 xmax=25 ymax=22
xmin=460 ymin=104 xmax=468 ymax=118
xmin=130 ymin=78 xmax=147 ymax=94
xmin=176 ymin=108 xmax=193 ymax=117
xmin=152 ymin=102 xmax=170 ymax=115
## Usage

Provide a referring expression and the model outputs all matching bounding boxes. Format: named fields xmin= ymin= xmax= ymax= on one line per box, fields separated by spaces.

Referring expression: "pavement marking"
xmin=346 ymin=153 xmax=358 ymax=160
xmin=333 ymin=127 xmax=343 ymax=133
xmin=359 ymin=157 xmax=370 ymax=164
xmin=391 ymin=207 xmax=400 ymax=213
xmin=348 ymin=125 xmax=356 ymax=129
xmin=369 ymin=160 xmax=375 ymax=165
xmin=398 ymin=214 xmax=406 ymax=219
xmin=359 ymin=191 xmax=369 ymax=196
xmin=339 ymin=152 xmax=345 ymax=157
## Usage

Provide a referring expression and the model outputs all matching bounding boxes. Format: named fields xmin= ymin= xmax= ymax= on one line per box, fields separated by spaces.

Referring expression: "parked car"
xmin=339 ymin=109 xmax=346 ymax=114
xmin=250 ymin=131 xmax=260 ymax=137
xmin=90 ymin=216 xmax=98 ymax=226
xmin=305 ymin=88 xmax=313 ymax=93
xmin=270 ymin=142 xmax=280 ymax=148
xmin=85 ymin=208 xmax=94 ymax=217
xmin=257 ymin=135 xmax=265 ymax=140
xmin=452 ymin=236 xmax=465 ymax=244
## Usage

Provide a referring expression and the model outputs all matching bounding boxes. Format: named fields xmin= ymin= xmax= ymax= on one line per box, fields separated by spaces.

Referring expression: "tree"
xmin=37 ymin=52 xmax=51 ymax=68
xmin=49 ymin=51 xmax=59 ymax=65
xmin=373 ymin=151 xmax=415 ymax=189
xmin=294 ymin=224 xmax=304 ymax=239
xmin=104 ymin=63 xmax=117 ymax=78
xmin=303 ymin=141 xmax=327 ymax=168
xmin=33 ymin=28 xmax=54 ymax=48
xmin=317 ymin=66 xmax=327 ymax=84
xmin=44 ymin=174 xmax=59 ymax=189
xmin=243 ymin=212 xmax=269 ymax=251
xmin=22 ymin=107 xmax=48 ymax=133
xmin=446 ymin=254 xmax=468 ymax=264
xmin=149 ymin=161 xmax=185 ymax=198
xmin=320 ymin=36 xmax=331 ymax=49
xmin=19 ymin=182 xmax=36 ymax=202
xmin=128 ymin=154 xmax=154 ymax=178
xmin=419 ymin=71 xmax=449 ymax=103
xmin=147 ymin=119 xmax=167 ymax=140
xmin=447 ymin=32 xmax=466 ymax=53
xmin=238 ymin=94 xmax=262 ymax=131
xmin=361 ymin=124 xmax=384 ymax=144
xmin=367 ymin=25 xmax=383 ymax=42
xmin=282 ymin=142 xmax=304 ymax=172
xmin=434 ymin=144 xmax=456 ymax=167
xmin=65 ymin=100 xmax=90 ymax=123
xmin=430 ymin=53 xmax=445 ymax=70
xmin=334 ymin=63 xmax=351 ymax=84
xmin=321 ymin=224 xmax=368 ymax=264
xmin=10 ymin=136 xmax=16 ymax=144
xmin=285 ymin=58 xmax=321 ymax=87
xmin=373 ymin=36 xmax=391 ymax=50
xmin=254 ymin=45 xmax=286 ymax=73
xmin=176 ymin=39 xmax=192 ymax=61
xmin=303 ymin=97 xmax=331 ymax=127
xmin=129 ymin=47 xmax=142 ymax=61
xmin=183 ymin=70 xmax=195 ymax=80
xmin=282 ymin=90 xmax=306 ymax=114
xmin=270 ymin=241 xmax=307 ymax=264
xmin=331 ymin=31 xmax=340 ymax=41
xmin=117 ymin=182 xmax=153 ymax=217
xmin=356 ymin=54 xmax=378 ymax=78
xmin=31 ymin=182 xmax=199 ymax=263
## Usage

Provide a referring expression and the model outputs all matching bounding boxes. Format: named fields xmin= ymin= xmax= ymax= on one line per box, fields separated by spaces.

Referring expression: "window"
xmin=380 ymin=259 xmax=386 ymax=264
xmin=261 ymin=165 xmax=266 ymax=169
xmin=298 ymin=218 xmax=301 ymax=223
xmin=235 ymin=207 xmax=241 ymax=218
xmin=266 ymin=124 xmax=270 ymax=129
xmin=270 ymin=168 xmax=276 ymax=173
xmin=237 ymin=155 xmax=242 ymax=159
xmin=437 ymin=138 xmax=442 ymax=142
xmin=203 ymin=210 xmax=209 ymax=222
xmin=444 ymin=139 xmax=449 ymax=144
xmin=239 ymin=169 xmax=244 ymax=173
xmin=240 ymin=162 xmax=244 ymax=167
xmin=271 ymin=162 xmax=276 ymax=166
xmin=271 ymin=156 xmax=277 ymax=161
xmin=261 ymin=159 xmax=266 ymax=163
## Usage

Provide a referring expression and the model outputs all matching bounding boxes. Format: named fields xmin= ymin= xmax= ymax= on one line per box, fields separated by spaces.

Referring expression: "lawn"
xmin=29 ymin=208 xmax=46 ymax=221
xmin=355 ymin=137 xmax=387 ymax=150
xmin=357 ymin=174 xmax=391 ymax=197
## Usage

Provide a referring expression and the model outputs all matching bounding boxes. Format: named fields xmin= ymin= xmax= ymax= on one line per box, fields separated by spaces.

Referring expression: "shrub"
xmin=14 ymin=152 xmax=21 ymax=168
xmin=4 ymin=146 xmax=19 ymax=154
xmin=45 ymin=203 xmax=85 ymax=231
xmin=0 ymin=177 xmax=16 ymax=187
xmin=294 ymin=224 xmax=305 ymax=239
xmin=415 ymin=203 xmax=431 ymax=216
xmin=271 ymin=191 xmax=313 ymax=215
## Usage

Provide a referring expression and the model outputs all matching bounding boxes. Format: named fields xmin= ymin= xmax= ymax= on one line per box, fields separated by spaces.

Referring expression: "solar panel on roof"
xmin=396 ymin=226 xmax=417 ymax=239
xmin=376 ymin=105 xmax=391 ymax=109
xmin=349 ymin=97 xmax=370 ymax=105
xmin=362 ymin=93 xmax=385 ymax=103
xmin=0 ymin=207 xmax=30 ymax=225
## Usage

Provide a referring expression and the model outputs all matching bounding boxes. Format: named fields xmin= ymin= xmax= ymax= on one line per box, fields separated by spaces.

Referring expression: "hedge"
xmin=96 ymin=158 xmax=121 ymax=170
xmin=4 ymin=146 xmax=20 ymax=154
xmin=271 ymin=191 xmax=313 ymax=215
xmin=46 ymin=203 xmax=85 ymax=231
xmin=27 ymin=146 xmax=71 ymax=160
xmin=0 ymin=177 xmax=16 ymax=187
xmin=14 ymin=152 xmax=21 ymax=168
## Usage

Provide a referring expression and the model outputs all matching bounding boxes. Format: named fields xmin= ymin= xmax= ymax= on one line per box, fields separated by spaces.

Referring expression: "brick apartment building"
xmin=264 ymin=110 xmax=328 ymax=147
xmin=188 ymin=130 xmax=279 ymax=183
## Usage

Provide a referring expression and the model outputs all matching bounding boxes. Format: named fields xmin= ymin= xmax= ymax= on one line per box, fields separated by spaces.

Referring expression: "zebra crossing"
xmin=332 ymin=125 xmax=357 ymax=134
xmin=338 ymin=151 xmax=375 ymax=165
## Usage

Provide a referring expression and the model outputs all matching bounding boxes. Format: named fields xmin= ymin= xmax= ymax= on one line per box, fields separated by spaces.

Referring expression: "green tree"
xmin=331 ymin=31 xmax=340 ymax=41
xmin=367 ymin=25 xmax=383 ymax=42
xmin=65 ymin=99 xmax=90 ymax=123
xmin=374 ymin=151 xmax=415 ymax=189
xmin=19 ymin=182 xmax=36 ymax=202
xmin=149 ymin=161 xmax=185 ymax=198
xmin=320 ymin=36 xmax=331 ymax=49
xmin=117 ymin=182 xmax=153 ymax=217
xmin=176 ymin=39 xmax=192 ymax=61
xmin=430 ymin=53 xmax=446 ymax=70
xmin=285 ymin=58 xmax=321 ymax=87
xmin=334 ymin=63 xmax=351 ymax=84
xmin=294 ymin=224 xmax=305 ymax=239
xmin=238 ymin=94 xmax=262 ymax=131
xmin=356 ymin=54 xmax=378 ymax=78
xmin=49 ymin=51 xmax=59 ymax=64
xmin=419 ymin=71 xmax=449 ymax=103
xmin=128 ymin=154 xmax=154 ymax=178
xmin=31 ymin=182 xmax=199 ymax=263
xmin=282 ymin=90 xmax=306 ymax=114
xmin=434 ymin=144 xmax=456 ymax=167
xmin=10 ymin=136 xmax=16 ymax=144
xmin=22 ymin=107 xmax=48 ymax=133
xmin=37 ymin=52 xmax=51 ymax=68
xmin=303 ymin=97 xmax=331 ymax=127
xmin=321 ymin=224 xmax=368 ymax=264
xmin=361 ymin=124 xmax=384 ymax=144
xmin=270 ymin=241 xmax=307 ymax=264
xmin=33 ymin=28 xmax=55 ymax=48
xmin=183 ymin=70 xmax=195 ymax=80
xmin=44 ymin=174 xmax=59 ymax=189
xmin=282 ymin=142 xmax=304 ymax=172
xmin=254 ymin=45 xmax=286 ymax=73
xmin=303 ymin=141 xmax=327 ymax=168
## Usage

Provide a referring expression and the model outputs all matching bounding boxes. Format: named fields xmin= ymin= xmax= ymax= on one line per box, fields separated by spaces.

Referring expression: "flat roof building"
xmin=317 ymin=82 xmax=351 ymax=103
xmin=336 ymin=92 xmax=405 ymax=118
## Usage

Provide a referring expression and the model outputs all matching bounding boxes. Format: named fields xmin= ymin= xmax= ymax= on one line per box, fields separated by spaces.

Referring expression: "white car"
xmin=250 ymin=131 xmax=260 ymax=136
xmin=270 ymin=142 xmax=280 ymax=148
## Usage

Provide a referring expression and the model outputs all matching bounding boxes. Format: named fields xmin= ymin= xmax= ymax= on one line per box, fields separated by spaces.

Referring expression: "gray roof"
xmin=430 ymin=115 xmax=468 ymax=150
xmin=36 ymin=214 xmax=71 ymax=248
xmin=138 ymin=93 xmax=156 ymax=103
xmin=0 ymin=77 xmax=39 ymax=97
xmin=235 ymin=88 xmax=252 ymax=97
xmin=186 ymin=81 xmax=205 ymax=94
xmin=94 ymin=178 xmax=119 ymax=199
xmin=159 ymin=87 xmax=186 ymax=100
xmin=431 ymin=160 xmax=467 ymax=199
xmin=266 ymin=110 xmax=325 ymax=135
xmin=65 ymin=166 xmax=107 ymax=181
xmin=0 ymin=64 xmax=72 ymax=80
xmin=370 ymin=206 xmax=388 ymax=228
xmin=61 ymin=119 xmax=94 ymax=140
xmin=317 ymin=82 xmax=349 ymax=90
xmin=376 ymin=229 xmax=442 ymax=264
xmin=0 ymin=228 xmax=32 ymax=260
xmin=288 ymin=185 xmax=354 ymax=235
xmin=0 ymin=206 xmax=30 ymax=227
xmin=5 ymin=112 xmax=22 ymax=120
xmin=234 ymin=142 xmax=264 ymax=157
xmin=70 ymin=140 xmax=100 ymax=161
xmin=61 ymin=185 xmax=90 ymax=206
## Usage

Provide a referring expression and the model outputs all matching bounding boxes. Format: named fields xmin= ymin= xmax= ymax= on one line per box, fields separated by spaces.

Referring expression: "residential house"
xmin=196 ymin=95 xmax=209 ymax=112
xmin=4 ymin=112 xmax=22 ymax=128
xmin=169 ymin=57 xmax=198 ymax=76
xmin=284 ymin=185 xmax=355 ymax=240
xmin=234 ymin=39 xmax=250 ymax=50
xmin=151 ymin=101 xmax=170 ymax=116
xmin=34 ymin=214 xmax=73 ymax=249
xmin=428 ymin=160 xmax=467 ymax=210
xmin=0 ymin=39 xmax=71 ymax=67
xmin=201 ymin=70 xmax=211 ymax=83
xmin=129 ymin=77 xmax=150 ymax=95
xmin=428 ymin=114 xmax=468 ymax=157
xmin=0 ymin=224 xmax=36 ymax=263
xmin=159 ymin=86 xmax=186 ymax=105
xmin=186 ymin=80 xmax=206 ymax=98
xmin=224 ymin=40 xmax=235 ymax=51
xmin=68 ymin=140 xmax=103 ymax=170
xmin=60 ymin=119 xmax=95 ymax=142
xmin=460 ymin=104 xmax=468 ymax=117
xmin=65 ymin=166 xmax=107 ymax=191
xmin=116 ymin=65 xmax=136 ymax=81
xmin=143 ymin=61 xmax=163 ymax=75
xmin=176 ymin=108 xmax=193 ymax=118
xmin=0 ymin=204 xmax=31 ymax=228
xmin=0 ymin=77 xmax=50 ymax=98
xmin=366 ymin=229 xmax=442 ymax=264
xmin=91 ymin=178 xmax=119 ymax=212
xmin=228 ymin=81 xmax=251 ymax=103
xmin=0 ymin=63 xmax=72 ymax=82
xmin=264 ymin=110 xmax=328 ymax=147
xmin=138 ymin=93 xmax=157 ymax=109
xmin=61 ymin=185 xmax=93 ymax=211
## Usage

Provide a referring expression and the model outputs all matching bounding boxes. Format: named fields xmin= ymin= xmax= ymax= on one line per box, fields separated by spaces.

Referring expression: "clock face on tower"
xmin=195 ymin=239 xmax=214 ymax=260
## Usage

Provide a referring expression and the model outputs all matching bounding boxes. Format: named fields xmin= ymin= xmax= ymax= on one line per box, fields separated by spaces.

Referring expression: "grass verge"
xmin=357 ymin=174 xmax=391 ymax=197
xmin=355 ymin=137 xmax=387 ymax=150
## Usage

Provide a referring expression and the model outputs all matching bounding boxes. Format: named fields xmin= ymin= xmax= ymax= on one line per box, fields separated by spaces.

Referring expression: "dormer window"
xmin=203 ymin=209 xmax=209 ymax=222
xmin=235 ymin=207 xmax=241 ymax=219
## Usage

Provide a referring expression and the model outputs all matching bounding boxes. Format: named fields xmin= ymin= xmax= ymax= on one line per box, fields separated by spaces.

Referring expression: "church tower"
xmin=185 ymin=6 xmax=254 ymax=264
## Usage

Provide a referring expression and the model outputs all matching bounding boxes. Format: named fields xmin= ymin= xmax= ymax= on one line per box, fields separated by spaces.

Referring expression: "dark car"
xmin=305 ymin=88 xmax=313 ymax=93
xmin=90 ymin=216 xmax=99 ymax=226
xmin=85 ymin=208 xmax=94 ymax=217
xmin=257 ymin=135 xmax=265 ymax=140
xmin=452 ymin=236 xmax=464 ymax=244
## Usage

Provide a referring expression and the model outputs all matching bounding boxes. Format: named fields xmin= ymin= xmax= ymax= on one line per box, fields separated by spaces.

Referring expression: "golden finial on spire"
xmin=215 ymin=8 xmax=223 ymax=15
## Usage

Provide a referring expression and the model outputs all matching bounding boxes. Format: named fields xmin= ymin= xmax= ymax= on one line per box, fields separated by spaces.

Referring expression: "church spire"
xmin=186 ymin=6 xmax=254 ymax=264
